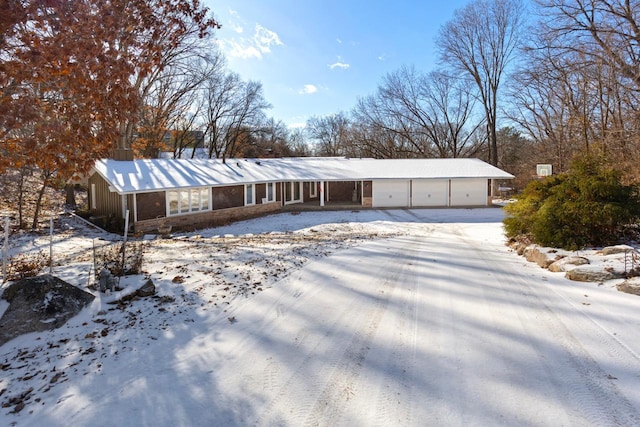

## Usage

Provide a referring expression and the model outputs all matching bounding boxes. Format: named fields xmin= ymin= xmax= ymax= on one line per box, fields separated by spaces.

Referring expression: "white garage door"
xmin=373 ymin=180 xmax=410 ymax=207
xmin=450 ymin=178 xmax=487 ymax=206
xmin=412 ymin=179 xmax=449 ymax=207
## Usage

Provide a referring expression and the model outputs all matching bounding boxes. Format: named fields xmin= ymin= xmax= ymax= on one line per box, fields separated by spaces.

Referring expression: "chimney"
xmin=112 ymin=148 xmax=134 ymax=161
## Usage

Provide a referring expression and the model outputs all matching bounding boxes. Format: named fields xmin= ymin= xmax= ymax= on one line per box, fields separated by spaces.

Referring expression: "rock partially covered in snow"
xmin=136 ymin=279 xmax=156 ymax=297
xmin=107 ymin=278 xmax=156 ymax=305
xmin=548 ymin=256 xmax=590 ymax=272
xmin=617 ymin=277 xmax=640 ymax=296
xmin=524 ymin=245 xmax=556 ymax=268
xmin=0 ymin=274 xmax=95 ymax=346
xmin=565 ymin=266 xmax=624 ymax=282
xmin=600 ymin=245 xmax=635 ymax=256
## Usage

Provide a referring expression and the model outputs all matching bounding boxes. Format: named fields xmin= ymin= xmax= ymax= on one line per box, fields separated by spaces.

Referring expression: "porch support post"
xmin=320 ymin=181 xmax=325 ymax=207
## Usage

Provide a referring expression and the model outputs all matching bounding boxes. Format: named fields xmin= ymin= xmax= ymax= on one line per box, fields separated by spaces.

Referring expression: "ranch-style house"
xmin=87 ymin=154 xmax=514 ymax=233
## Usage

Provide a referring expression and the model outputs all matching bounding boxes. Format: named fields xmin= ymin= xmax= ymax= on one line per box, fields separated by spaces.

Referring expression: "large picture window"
xmin=167 ymin=188 xmax=210 ymax=215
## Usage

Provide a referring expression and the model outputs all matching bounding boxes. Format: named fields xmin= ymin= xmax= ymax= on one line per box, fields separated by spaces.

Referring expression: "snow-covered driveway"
xmin=3 ymin=209 xmax=640 ymax=426
xmin=207 ymin=211 xmax=640 ymax=426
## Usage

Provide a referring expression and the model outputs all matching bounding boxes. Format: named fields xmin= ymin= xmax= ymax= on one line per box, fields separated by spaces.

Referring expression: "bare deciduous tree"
xmin=351 ymin=66 xmax=483 ymax=159
xmin=509 ymin=1 xmax=640 ymax=180
xmin=134 ymin=51 xmax=225 ymax=158
xmin=200 ymin=71 xmax=271 ymax=161
xmin=531 ymin=0 xmax=640 ymax=178
xmin=436 ymin=0 xmax=524 ymax=166
xmin=306 ymin=113 xmax=354 ymax=157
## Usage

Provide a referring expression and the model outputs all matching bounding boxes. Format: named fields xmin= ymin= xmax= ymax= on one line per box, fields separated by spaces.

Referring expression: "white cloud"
xmin=329 ymin=61 xmax=350 ymax=70
xmin=225 ymin=24 xmax=283 ymax=59
xmin=329 ymin=55 xmax=350 ymax=70
xmin=299 ymin=84 xmax=318 ymax=95
xmin=254 ymin=24 xmax=283 ymax=53
xmin=232 ymin=24 xmax=244 ymax=34
xmin=336 ymin=38 xmax=343 ymax=44
xmin=227 ymin=41 xmax=262 ymax=59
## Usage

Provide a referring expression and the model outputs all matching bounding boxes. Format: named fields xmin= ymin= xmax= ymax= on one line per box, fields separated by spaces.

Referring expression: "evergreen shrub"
xmin=504 ymin=155 xmax=640 ymax=250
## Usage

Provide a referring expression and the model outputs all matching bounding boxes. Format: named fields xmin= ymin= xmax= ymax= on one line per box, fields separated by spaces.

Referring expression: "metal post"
xmin=49 ymin=215 xmax=54 ymax=275
xmin=121 ymin=210 xmax=130 ymax=275
xmin=3 ymin=216 xmax=8 ymax=283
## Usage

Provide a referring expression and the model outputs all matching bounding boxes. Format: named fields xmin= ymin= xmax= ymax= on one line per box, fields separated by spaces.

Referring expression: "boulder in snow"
xmin=548 ymin=256 xmax=590 ymax=273
xmin=600 ymin=245 xmax=635 ymax=256
xmin=0 ymin=275 xmax=95 ymax=346
xmin=565 ymin=266 xmax=624 ymax=282
xmin=136 ymin=279 xmax=156 ymax=297
xmin=524 ymin=245 xmax=555 ymax=269
xmin=508 ymin=241 xmax=528 ymax=256
xmin=616 ymin=277 xmax=640 ymax=296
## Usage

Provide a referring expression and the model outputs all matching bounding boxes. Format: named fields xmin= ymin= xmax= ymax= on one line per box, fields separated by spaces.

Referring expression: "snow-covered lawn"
xmin=2 ymin=208 xmax=640 ymax=426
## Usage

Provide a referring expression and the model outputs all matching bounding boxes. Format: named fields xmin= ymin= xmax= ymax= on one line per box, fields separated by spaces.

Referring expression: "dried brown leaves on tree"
xmin=0 ymin=0 xmax=219 ymax=228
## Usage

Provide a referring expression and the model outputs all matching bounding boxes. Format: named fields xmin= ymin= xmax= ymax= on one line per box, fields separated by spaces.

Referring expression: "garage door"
xmin=412 ymin=179 xmax=449 ymax=207
xmin=372 ymin=180 xmax=410 ymax=207
xmin=450 ymin=178 xmax=487 ymax=206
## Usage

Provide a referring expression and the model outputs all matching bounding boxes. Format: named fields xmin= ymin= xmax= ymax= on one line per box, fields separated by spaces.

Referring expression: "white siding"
xmin=450 ymin=178 xmax=487 ymax=206
xmin=412 ymin=179 xmax=449 ymax=207
xmin=373 ymin=180 xmax=410 ymax=207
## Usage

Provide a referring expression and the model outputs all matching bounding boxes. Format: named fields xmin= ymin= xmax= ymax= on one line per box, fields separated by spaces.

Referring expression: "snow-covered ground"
xmin=2 ymin=208 xmax=640 ymax=426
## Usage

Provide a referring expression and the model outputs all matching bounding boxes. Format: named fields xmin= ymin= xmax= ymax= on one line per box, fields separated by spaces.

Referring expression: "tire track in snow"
xmin=455 ymin=224 xmax=640 ymax=426
xmin=369 ymin=259 xmax=420 ymax=427
xmin=305 ymin=237 xmax=430 ymax=426
xmin=254 ymin=299 xmax=377 ymax=424
xmin=254 ymin=238 xmax=419 ymax=426
xmin=302 ymin=285 xmax=393 ymax=426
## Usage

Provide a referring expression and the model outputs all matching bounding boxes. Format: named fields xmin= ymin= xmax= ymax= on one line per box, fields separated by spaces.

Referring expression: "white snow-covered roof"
xmin=92 ymin=157 xmax=514 ymax=194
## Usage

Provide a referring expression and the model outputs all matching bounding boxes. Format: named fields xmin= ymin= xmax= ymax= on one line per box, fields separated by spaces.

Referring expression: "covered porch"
xmin=282 ymin=180 xmax=371 ymax=209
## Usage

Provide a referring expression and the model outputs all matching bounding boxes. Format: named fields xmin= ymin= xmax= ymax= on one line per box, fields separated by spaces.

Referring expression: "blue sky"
xmin=206 ymin=0 xmax=474 ymax=127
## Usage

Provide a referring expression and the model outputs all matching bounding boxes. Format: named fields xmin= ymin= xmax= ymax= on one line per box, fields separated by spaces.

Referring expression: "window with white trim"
xmin=266 ymin=182 xmax=275 ymax=202
xmin=309 ymin=181 xmax=317 ymax=198
xmin=167 ymin=188 xmax=210 ymax=215
xmin=245 ymin=184 xmax=255 ymax=205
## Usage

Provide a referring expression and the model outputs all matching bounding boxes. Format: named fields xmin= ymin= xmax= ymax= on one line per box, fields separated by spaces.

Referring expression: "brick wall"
xmin=134 ymin=201 xmax=282 ymax=233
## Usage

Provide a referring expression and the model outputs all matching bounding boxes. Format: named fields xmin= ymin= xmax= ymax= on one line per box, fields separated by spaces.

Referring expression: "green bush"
xmin=504 ymin=155 xmax=640 ymax=250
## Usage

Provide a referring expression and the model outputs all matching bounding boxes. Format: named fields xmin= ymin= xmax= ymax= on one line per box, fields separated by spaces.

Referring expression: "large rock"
xmin=600 ymin=245 xmax=635 ymax=256
xmin=616 ymin=278 xmax=640 ymax=296
xmin=0 ymin=275 xmax=95 ymax=346
xmin=565 ymin=266 xmax=624 ymax=282
xmin=508 ymin=241 xmax=528 ymax=256
xmin=548 ymin=256 xmax=590 ymax=273
xmin=136 ymin=279 xmax=156 ymax=297
xmin=524 ymin=245 xmax=556 ymax=269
